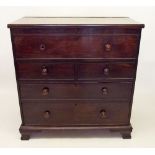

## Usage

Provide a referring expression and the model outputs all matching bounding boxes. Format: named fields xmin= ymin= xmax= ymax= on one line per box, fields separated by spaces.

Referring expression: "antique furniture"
xmin=8 ymin=17 xmax=144 ymax=140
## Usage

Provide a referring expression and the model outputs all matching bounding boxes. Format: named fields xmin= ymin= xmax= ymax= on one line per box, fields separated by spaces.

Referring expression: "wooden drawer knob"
xmin=105 ymin=43 xmax=112 ymax=51
xmin=103 ymin=67 xmax=109 ymax=75
xmin=100 ymin=109 xmax=106 ymax=118
xmin=42 ymin=87 xmax=49 ymax=96
xmin=42 ymin=65 xmax=48 ymax=75
xmin=43 ymin=111 xmax=51 ymax=119
xmin=40 ymin=44 xmax=46 ymax=51
xmin=101 ymin=87 xmax=108 ymax=95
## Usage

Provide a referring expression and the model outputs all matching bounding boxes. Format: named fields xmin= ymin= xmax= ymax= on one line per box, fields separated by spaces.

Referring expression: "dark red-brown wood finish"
xmin=8 ymin=17 xmax=144 ymax=140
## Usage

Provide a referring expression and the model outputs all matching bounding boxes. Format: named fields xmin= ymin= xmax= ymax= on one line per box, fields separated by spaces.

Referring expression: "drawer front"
xmin=17 ymin=62 xmax=135 ymax=80
xmin=20 ymin=82 xmax=132 ymax=99
xmin=17 ymin=62 xmax=74 ymax=80
xmin=22 ymin=100 xmax=130 ymax=126
xmin=78 ymin=62 xmax=135 ymax=80
xmin=14 ymin=35 xmax=139 ymax=58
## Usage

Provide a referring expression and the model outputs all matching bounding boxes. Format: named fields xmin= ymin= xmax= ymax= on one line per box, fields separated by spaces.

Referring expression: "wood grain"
xmin=8 ymin=17 xmax=144 ymax=139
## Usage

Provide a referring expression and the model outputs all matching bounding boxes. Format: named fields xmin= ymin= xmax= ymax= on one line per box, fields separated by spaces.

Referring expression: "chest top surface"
xmin=8 ymin=17 xmax=144 ymax=28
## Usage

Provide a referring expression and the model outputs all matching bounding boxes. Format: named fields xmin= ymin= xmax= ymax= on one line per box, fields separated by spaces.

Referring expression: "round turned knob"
xmin=42 ymin=87 xmax=49 ymax=96
xmin=42 ymin=65 xmax=48 ymax=75
xmin=105 ymin=43 xmax=112 ymax=51
xmin=100 ymin=109 xmax=106 ymax=118
xmin=40 ymin=44 xmax=46 ymax=51
xmin=43 ymin=111 xmax=51 ymax=119
xmin=103 ymin=67 xmax=109 ymax=75
xmin=101 ymin=87 xmax=108 ymax=95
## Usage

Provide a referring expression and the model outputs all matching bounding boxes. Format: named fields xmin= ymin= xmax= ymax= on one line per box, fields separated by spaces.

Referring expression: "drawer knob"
xmin=43 ymin=111 xmax=51 ymax=119
xmin=100 ymin=109 xmax=106 ymax=118
xmin=105 ymin=43 xmax=112 ymax=51
xmin=40 ymin=44 xmax=46 ymax=51
xmin=42 ymin=87 xmax=49 ymax=96
xmin=42 ymin=65 xmax=48 ymax=75
xmin=101 ymin=87 xmax=108 ymax=95
xmin=103 ymin=67 xmax=109 ymax=75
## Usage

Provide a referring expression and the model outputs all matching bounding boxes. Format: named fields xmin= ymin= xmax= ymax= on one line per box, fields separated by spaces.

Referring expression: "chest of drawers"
xmin=8 ymin=17 xmax=144 ymax=140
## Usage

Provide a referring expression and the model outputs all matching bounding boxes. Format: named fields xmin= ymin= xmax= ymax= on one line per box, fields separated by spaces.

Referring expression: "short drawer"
xmin=14 ymin=35 xmax=139 ymax=58
xmin=17 ymin=62 xmax=74 ymax=80
xmin=20 ymin=82 xmax=133 ymax=100
xmin=22 ymin=100 xmax=130 ymax=126
xmin=78 ymin=62 xmax=136 ymax=80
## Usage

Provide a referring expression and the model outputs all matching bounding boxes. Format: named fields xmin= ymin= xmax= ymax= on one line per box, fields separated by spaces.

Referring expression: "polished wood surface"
xmin=78 ymin=62 xmax=136 ymax=79
xmin=22 ymin=100 xmax=130 ymax=126
xmin=17 ymin=62 xmax=74 ymax=80
xmin=19 ymin=82 xmax=132 ymax=99
xmin=8 ymin=17 xmax=144 ymax=27
xmin=17 ymin=62 xmax=135 ymax=80
xmin=14 ymin=35 xmax=139 ymax=58
xmin=8 ymin=17 xmax=144 ymax=140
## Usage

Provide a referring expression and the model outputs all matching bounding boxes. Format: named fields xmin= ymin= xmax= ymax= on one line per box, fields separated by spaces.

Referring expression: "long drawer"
xmin=19 ymin=82 xmax=133 ymax=100
xmin=14 ymin=35 xmax=139 ymax=58
xmin=17 ymin=62 xmax=136 ymax=80
xmin=22 ymin=100 xmax=130 ymax=126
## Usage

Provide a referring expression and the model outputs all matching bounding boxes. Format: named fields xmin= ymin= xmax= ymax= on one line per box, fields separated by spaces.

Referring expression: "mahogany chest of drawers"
xmin=8 ymin=17 xmax=144 ymax=140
